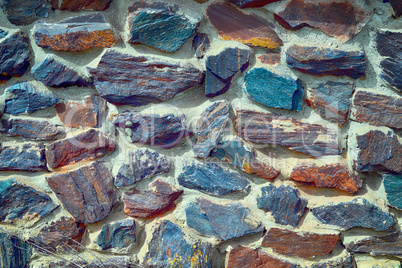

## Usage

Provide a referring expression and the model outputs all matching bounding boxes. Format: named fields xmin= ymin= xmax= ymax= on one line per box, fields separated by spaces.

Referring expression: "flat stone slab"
xmin=0 ymin=118 xmax=64 ymax=141
xmin=193 ymin=33 xmax=210 ymax=58
xmin=90 ymin=50 xmax=203 ymax=106
xmin=227 ymin=0 xmax=281 ymax=8
xmin=382 ymin=174 xmax=402 ymax=209
xmin=312 ymin=254 xmax=356 ymax=268
xmin=95 ymin=219 xmax=136 ymax=254
xmin=0 ymin=232 xmax=32 ymax=268
xmin=1 ymin=0 xmax=51 ymax=25
xmin=55 ymin=0 xmax=112 ymax=10
xmin=0 ymin=143 xmax=47 ymax=171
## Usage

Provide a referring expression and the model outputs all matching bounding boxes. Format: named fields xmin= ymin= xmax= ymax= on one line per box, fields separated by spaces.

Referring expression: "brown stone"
xmin=58 ymin=0 xmax=112 ymax=11
xmin=258 ymin=52 xmax=281 ymax=66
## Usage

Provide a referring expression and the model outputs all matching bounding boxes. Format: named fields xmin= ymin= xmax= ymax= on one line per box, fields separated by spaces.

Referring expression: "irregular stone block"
xmin=262 ymin=228 xmax=339 ymax=258
xmin=46 ymin=161 xmax=117 ymax=224
xmin=388 ymin=0 xmax=402 ymax=17
xmin=122 ymin=179 xmax=183 ymax=218
xmin=286 ymin=45 xmax=366 ymax=79
xmin=227 ymin=0 xmax=281 ymax=8
xmin=257 ymin=185 xmax=307 ymax=227
xmin=382 ymin=174 xmax=402 ymax=209
xmin=0 ymin=232 xmax=32 ymax=268
xmin=193 ymin=33 xmax=210 ymax=58
xmin=312 ymin=197 xmax=396 ymax=231
xmin=0 ymin=29 xmax=7 ymax=39
xmin=244 ymin=67 xmax=303 ymax=110
xmin=290 ymin=163 xmax=363 ymax=193
xmin=33 ymin=13 xmax=118 ymax=52
xmin=56 ymin=0 xmax=112 ymax=10
xmin=90 ymin=50 xmax=203 ymax=106
xmin=235 ymin=110 xmax=341 ymax=157
xmin=95 ymin=219 xmax=136 ymax=253
xmin=0 ymin=143 xmax=47 ymax=171
xmin=1 ymin=0 xmax=51 ymax=25
xmin=312 ymin=254 xmax=356 ymax=268
xmin=186 ymin=197 xmax=263 ymax=240
xmin=258 ymin=51 xmax=281 ymax=65
xmin=45 ymin=129 xmax=115 ymax=169
xmin=206 ymin=2 xmax=283 ymax=48
xmin=0 ymin=118 xmax=64 ymax=141
xmin=42 ymin=257 xmax=133 ymax=268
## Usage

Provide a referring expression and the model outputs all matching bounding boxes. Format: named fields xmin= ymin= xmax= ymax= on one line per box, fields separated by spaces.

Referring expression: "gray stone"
xmin=0 ymin=118 xmax=64 ymax=141
xmin=96 ymin=219 xmax=136 ymax=253
xmin=0 ymin=143 xmax=47 ymax=171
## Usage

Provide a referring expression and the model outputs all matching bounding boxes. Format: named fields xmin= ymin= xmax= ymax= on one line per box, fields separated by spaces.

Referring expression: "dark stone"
xmin=235 ymin=110 xmax=341 ymax=157
xmin=0 ymin=143 xmax=47 ymax=171
xmin=57 ymin=0 xmax=112 ymax=10
xmin=226 ymin=0 xmax=281 ymax=8
xmin=382 ymin=174 xmax=402 ymax=209
xmin=186 ymin=197 xmax=263 ymax=240
xmin=286 ymin=45 xmax=366 ymax=79
xmin=312 ymin=197 xmax=396 ymax=231
xmin=193 ymin=33 xmax=210 ymax=58
xmin=389 ymin=0 xmax=402 ymax=17
xmin=1 ymin=0 xmax=51 ymax=25
xmin=257 ymin=184 xmax=307 ymax=227
xmin=0 ymin=29 xmax=7 ymax=38
xmin=312 ymin=254 xmax=356 ymax=268
xmin=96 ymin=219 xmax=136 ymax=253
xmin=205 ymin=46 xmax=250 ymax=97
xmin=90 ymin=50 xmax=203 ymax=106
xmin=0 ymin=178 xmax=58 ymax=225
xmin=33 ymin=13 xmax=118 ymax=52
xmin=258 ymin=51 xmax=281 ymax=65
xmin=46 ymin=161 xmax=117 ymax=224
xmin=0 ymin=232 xmax=32 ymax=268
xmin=244 ymin=67 xmax=303 ymax=110
xmin=0 ymin=118 xmax=64 ymax=141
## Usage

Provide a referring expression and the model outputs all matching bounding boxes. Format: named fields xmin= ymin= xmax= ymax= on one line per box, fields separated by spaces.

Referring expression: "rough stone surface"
xmin=0 ymin=118 xmax=64 ymax=141
xmin=0 ymin=232 xmax=32 ymax=268
xmin=312 ymin=254 xmax=356 ymax=268
xmin=0 ymin=29 xmax=7 ymax=38
xmin=1 ymin=0 xmax=51 ymax=25
xmin=382 ymin=174 xmax=402 ymax=209
xmin=193 ymin=33 xmax=210 ymax=58
xmin=42 ymin=257 xmax=134 ymax=268
xmin=227 ymin=0 xmax=281 ymax=8
xmin=56 ymin=0 xmax=112 ymax=10
xmin=96 ymin=219 xmax=136 ymax=253
xmin=388 ymin=0 xmax=402 ymax=17
xmin=258 ymin=51 xmax=281 ymax=65
xmin=0 ymin=143 xmax=47 ymax=171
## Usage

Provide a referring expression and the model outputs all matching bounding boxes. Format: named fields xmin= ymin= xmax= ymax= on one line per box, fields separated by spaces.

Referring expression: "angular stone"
xmin=95 ymin=219 xmax=136 ymax=253
xmin=262 ymin=228 xmax=339 ymax=258
xmin=275 ymin=0 xmax=371 ymax=42
xmin=112 ymin=111 xmax=192 ymax=149
xmin=244 ymin=67 xmax=303 ymax=111
xmin=90 ymin=50 xmax=203 ymax=106
xmin=290 ymin=163 xmax=363 ymax=193
xmin=0 ymin=232 xmax=31 ymax=268
xmin=235 ymin=110 xmax=341 ymax=157
xmin=312 ymin=254 xmax=356 ymax=268
xmin=186 ymin=197 xmax=263 ymax=240
xmin=4 ymin=81 xmax=58 ymax=115
xmin=1 ymin=0 xmax=51 ymax=25
xmin=115 ymin=148 xmax=170 ymax=187
xmin=383 ymin=174 xmax=402 ymax=209
xmin=206 ymin=2 xmax=283 ymax=48
xmin=0 ymin=118 xmax=64 ymax=141
xmin=193 ymin=101 xmax=229 ymax=157
xmin=45 ymin=129 xmax=115 ymax=169
xmin=312 ymin=197 xmax=396 ymax=231
xmin=41 ymin=257 xmax=133 ymax=268
xmin=258 ymin=51 xmax=281 ymax=65
xmin=286 ymin=45 xmax=366 ymax=79
xmin=56 ymin=0 xmax=112 ymax=10
xmin=0 ymin=143 xmax=47 ymax=171
xmin=46 ymin=161 xmax=117 ymax=224
xmin=306 ymin=81 xmax=355 ymax=126
xmin=33 ymin=13 xmax=118 ymax=52
xmin=257 ymin=185 xmax=307 ymax=227
xmin=205 ymin=46 xmax=250 ymax=97
xmin=144 ymin=220 xmax=213 ymax=267
xmin=345 ymin=231 xmax=402 ymax=257
xmin=227 ymin=0 xmax=281 ymax=8
xmin=55 ymin=95 xmax=106 ymax=128
xmin=127 ymin=2 xmax=199 ymax=52
xmin=122 ymin=179 xmax=183 ymax=218
xmin=388 ymin=0 xmax=402 ymax=17
xmin=0 ymin=29 xmax=7 ymax=39
xmin=0 ymin=178 xmax=58 ymax=226
xmin=193 ymin=33 xmax=210 ymax=58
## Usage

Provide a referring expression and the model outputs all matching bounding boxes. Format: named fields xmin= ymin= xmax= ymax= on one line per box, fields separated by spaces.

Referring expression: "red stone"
xmin=58 ymin=0 xmax=112 ymax=11
xmin=258 ymin=52 xmax=281 ymax=66
xmin=227 ymin=0 xmax=281 ymax=8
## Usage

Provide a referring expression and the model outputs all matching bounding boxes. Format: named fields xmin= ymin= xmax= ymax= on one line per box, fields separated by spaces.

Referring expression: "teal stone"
xmin=0 ymin=232 xmax=31 ymax=268
xmin=96 ymin=219 xmax=136 ymax=252
xmin=383 ymin=174 xmax=402 ymax=209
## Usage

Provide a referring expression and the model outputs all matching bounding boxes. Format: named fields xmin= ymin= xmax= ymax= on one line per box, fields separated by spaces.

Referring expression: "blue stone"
xmin=96 ymin=219 xmax=136 ymax=253
xmin=0 ymin=29 xmax=7 ymax=39
xmin=244 ymin=67 xmax=303 ymax=110
xmin=0 ymin=143 xmax=47 ymax=171
xmin=211 ymin=136 xmax=256 ymax=166
xmin=1 ymin=0 xmax=51 ymax=26
xmin=383 ymin=174 xmax=402 ymax=209
xmin=0 ymin=232 xmax=31 ymax=268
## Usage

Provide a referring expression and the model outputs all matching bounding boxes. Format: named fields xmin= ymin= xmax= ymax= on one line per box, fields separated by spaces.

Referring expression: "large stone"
xmin=40 ymin=257 xmax=133 ymax=268
xmin=0 ymin=118 xmax=64 ymax=141
xmin=388 ymin=0 xmax=402 ymax=17
xmin=33 ymin=13 xmax=118 ymax=52
xmin=193 ymin=33 xmax=210 ymax=58
xmin=286 ymin=45 xmax=366 ymax=79
xmin=234 ymin=110 xmax=341 ymax=157
xmin=262 ymin=228 xmax=339 ymax=258
xmin=312 ymin=197 xmax=396 ymax=231
xmin=206 ymin=2 xmax=283 ymax=49
xmin=46 ymin=161 xmax=117 ymax=224
xmin=244 ymin=67 xmax=303 ymax=111
xmin=1 ymin=0 xmax=51 ymax=25
xmin=257 ymin=185 xmax=307 ymax=227
xmin=226 ymin=0 xmax=281 ymax=8
xmin=90 ymin=50 xmax=203 ymax=106
xmin=0 ymin=143 xmax=47 ymax=171
xmin=45 ymin=129 xmax=115 ymax=169
xmin=95 ymin=219 xmax=136 ymax=253
xmin=56 ymin=0 xmax=112 ymax=10
xmin=0 ymin=232 xmax=32 ymax=268
xmin=382 ymin=174 xmax=402 ymax=209
xmin=290 ymin=163 xmax=363 ymax=193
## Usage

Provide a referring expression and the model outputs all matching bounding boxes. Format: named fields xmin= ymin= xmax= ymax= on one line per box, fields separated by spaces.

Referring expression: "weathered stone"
xmin=226 ymin=0 xmax=281 ymax=8
xmin=258 ymin=51 xmax=281 ymax=65
xmin=127 ymin=2 xmax=199 ymax=52
xmin=312 ymin=197 xmax=396 ymax=231
xmin=0 ymin=143 xmax=47 ymax=171
xmin=205 ymin=46 xmax=250 ymax=97
xmin=122 ymin=179 xmax=183 ymax=218
xmin=345 ymin=231 xmax=402 ymax=257
xmin=382 ymin=174 xmax=402 ymax=209
xmin=144 ymin=220 xmax=213 ymax=267
xmin=55 ymin=95 xmax=106 ymax=128
xmin=90 ymin=50 xmax=203 ymax=106
xmin=262 ymin=228 xmax=339 ymax=258
xmin=275 ymin=0 xmax=371 ymax=42
xmin=42 ymin=257 xmax=134 ymax=268
xmin=312 ymin=254 xmax=356 ymax=268
xmin=46 ymin=161 xmax=117 ymax=224
xmin=186 ymin=197 xmax=263 ymax=240
xmin=1 ymin=0 xmax=51 ymax=25
xmin=306 ymin=81 xmax=355 ymax=126
xmin=95 ymin=219 xmax=136 ymax=253
xmin=257 ymin=185 xmax=307 ymax=227
xmin=4 ymin=81 xmax=58 ymax=115
xmin=388 ymin=0 xmax=402 ymax=17
xmin=290 ymin=163 xmax=363 ymax=193
xmin=244 ymin=68 xmax=303 ymax=111
xmin=0 ymin=118 xmax=64 ymax=141
xmin=33 ymin=13 xmax=118 ymax=52
xmin=0 ymin=29 xmax=7 ymax=39
xmin=45 ymin=129 xmax=115 ymax=169
xmin=193 ymin=101 xmax=229 ymax=157
xmin=0 ymin=232 xmax=32 ymax=268
xmin=286 ymin=45 xmax=366 ymax=79
xmin=206 ymin=2 xmax=283 ymax=48
xmin=235 ymin=110 xmax=341 ymax=157
xmin=0 ymin=178 xmax=58 ymax=225
xmin=193 ymin=33 xmax=210 ymax=58
xmin=56 ymin=0 xmax=112 ymax=10
xmin=112 ymin=111 xmax=192 ymax=149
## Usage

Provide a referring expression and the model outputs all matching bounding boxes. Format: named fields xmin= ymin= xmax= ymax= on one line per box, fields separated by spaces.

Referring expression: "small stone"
xmin=257 ymin=185 xmax=307 ymax=227
xmin=0 ymin=118 xmax=64 ymax=141
xmin=95 ymin=219 xmax=136 ymax=253
xmin=290 ymin=163 xmax=363 ymax=193
xmin=312 ymin=197 xmax=396 ymax=231
xmin=46 ymin=161 xmax=117 ymax=224
xmin=244 ymin=67 xmax=303 ymax=110
xmin=1 ymin=0 xmax=51 ymax=25
xmin=43 ymin=257 xmax=133 ymax=268
xmin=0 ymin=178 xmax=58 ymax=226
xmin=193 ymin=33 xmax=210 ymax=58
xmin=0 ymin=143 xmax=47 ymax=171
xmin=388 ymin=0 xmax=402 ymax=17
xmin=312 ymin=254 xmax=356 ymax=268
xmin=122 ymin=179 xmax=183 ymax=218
xmin=0 ymin=29 xmax=7 ymax=38
xmin=262 ymin=228 xmax=339 ymax=258
xmin=45 ymin=129 xmax=115 ymax=169
xmin=258 ymin=51 xmax=281 ymax=65
xmin=286 ymin=45 xmax=366 ymax=79
xmin=206 ymin=2 xmax=283 ymax=49
xmin=0 ymin=232 xmax=32 ymax=268
xmin=382 ymin=174 xmax=402 ymax=209
xmin=57 ymin=0 xmax=112 ymax=11
xmin=226 ymin=0 xmax=281 ymax=8
xmin=33 ymin=13 xmax=118 ymax=52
